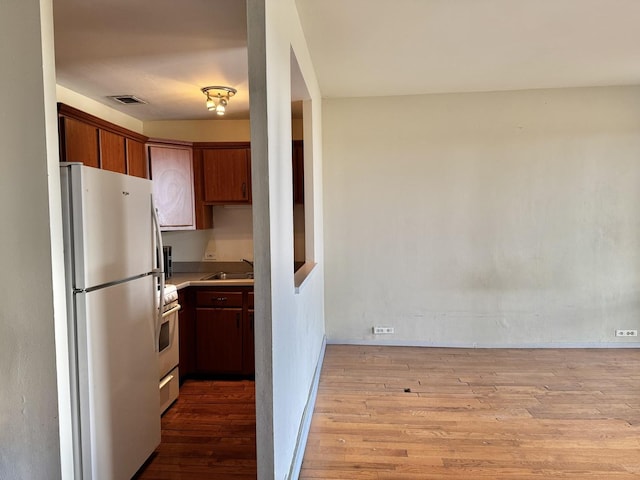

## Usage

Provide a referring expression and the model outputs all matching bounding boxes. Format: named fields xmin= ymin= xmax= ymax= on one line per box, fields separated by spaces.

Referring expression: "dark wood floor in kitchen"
xmin=135 ymin=379 xmax=256 ymax=480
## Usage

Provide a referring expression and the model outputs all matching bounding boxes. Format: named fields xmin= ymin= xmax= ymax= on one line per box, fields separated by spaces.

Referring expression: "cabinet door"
xmin=192 ymin=149 xmax=214 ymax=229
xmin=149 ymin=144 xmax=195 ymax=230
xmin=243 ymin=309 xmax=255 ymax=375
xmin=100 ymin=130 xmax=126 ymax=174
xmin=292 ymin=140 xmax=304 ymax=204
xmin=202 ymin=148 xmax=251 ymax=203
xmin=195 ymin=308 xmax=243 ymax=374
xmin=126 ymin=139 xmax=147 ymax=178
xmin=61 ymin=117 xmax=99 ymax=168
xmin=178 ymin=289 xmax=195 ymax=382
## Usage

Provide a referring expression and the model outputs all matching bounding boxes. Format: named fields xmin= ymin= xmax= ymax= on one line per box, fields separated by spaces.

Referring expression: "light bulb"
xmin=206 ymin=95 xmax=215 ymax=110
xmin=216 ymin=103 xmax=225 ymax=115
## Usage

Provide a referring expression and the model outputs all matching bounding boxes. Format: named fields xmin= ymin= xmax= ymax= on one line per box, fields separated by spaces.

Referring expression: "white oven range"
xmin=158 ymin=284 xmax=180 ymax=414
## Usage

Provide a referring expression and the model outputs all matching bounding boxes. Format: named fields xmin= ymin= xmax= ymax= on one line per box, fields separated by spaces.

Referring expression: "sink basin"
xmin=201 ymin=271 xmax=254 ymax=280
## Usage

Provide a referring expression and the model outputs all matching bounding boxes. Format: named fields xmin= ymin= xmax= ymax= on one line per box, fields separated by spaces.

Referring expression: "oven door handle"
xmin=159 ymin=374 xmax=175 ymax=390
xmin=162 ymin=304 xmax=181 ymax=318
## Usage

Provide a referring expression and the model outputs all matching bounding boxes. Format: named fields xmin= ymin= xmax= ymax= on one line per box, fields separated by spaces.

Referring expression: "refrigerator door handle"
xmin=151 ymin=194 xmax=165 ymax=352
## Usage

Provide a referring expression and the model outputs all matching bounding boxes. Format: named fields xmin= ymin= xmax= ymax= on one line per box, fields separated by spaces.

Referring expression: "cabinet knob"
xmin=213 ymin=297 xmax=227 ymax=302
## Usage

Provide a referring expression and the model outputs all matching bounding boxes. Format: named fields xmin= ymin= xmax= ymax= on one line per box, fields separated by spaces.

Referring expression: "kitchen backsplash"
xmin=162 ymin=205 xmax=253 ymax=262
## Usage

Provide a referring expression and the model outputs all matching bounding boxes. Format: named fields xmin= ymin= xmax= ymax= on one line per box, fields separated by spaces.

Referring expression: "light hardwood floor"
xmin=300 ymin=345 xmax=640 ymax=479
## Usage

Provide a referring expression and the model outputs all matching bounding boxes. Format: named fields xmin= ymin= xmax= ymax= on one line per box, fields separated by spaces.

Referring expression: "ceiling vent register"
xmin=108 ymin=95 xmax=148 ymax=105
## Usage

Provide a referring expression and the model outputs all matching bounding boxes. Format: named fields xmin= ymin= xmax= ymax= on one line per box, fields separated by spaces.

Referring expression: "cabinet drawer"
xmin=196 ymin=291 xmax=243 ymax=307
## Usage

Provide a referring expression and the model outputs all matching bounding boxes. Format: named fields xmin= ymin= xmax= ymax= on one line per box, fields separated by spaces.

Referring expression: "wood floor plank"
xmin=134 ymin=379 xmax=256 ymax=480
xmin=300 ymin=346 xmax=640 ymax=479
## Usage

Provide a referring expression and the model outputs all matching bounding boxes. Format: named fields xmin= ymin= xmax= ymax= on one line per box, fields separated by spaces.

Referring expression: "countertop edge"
xmin=166 ymin=273 xmax=254 ymax=290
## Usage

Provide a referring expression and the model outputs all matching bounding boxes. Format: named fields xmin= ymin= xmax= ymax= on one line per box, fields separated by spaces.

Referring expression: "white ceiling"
xmin=54 ymin=0 xmax=640 ymax=122
xmin=295 ymin=0 xmax=640 ymax=98
xmin=53 ymin=0 xmax=249 ymax=121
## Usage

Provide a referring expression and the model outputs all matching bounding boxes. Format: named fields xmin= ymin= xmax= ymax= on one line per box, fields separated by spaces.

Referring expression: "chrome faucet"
xmin=242 ymin=258 xmax=254 ymax=268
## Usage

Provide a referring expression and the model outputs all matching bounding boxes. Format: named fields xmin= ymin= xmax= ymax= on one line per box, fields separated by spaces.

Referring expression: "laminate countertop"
xmin=166 ymin=272 xmax=254 ymax=290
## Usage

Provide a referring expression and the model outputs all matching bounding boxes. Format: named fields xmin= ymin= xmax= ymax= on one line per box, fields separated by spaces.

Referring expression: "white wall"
xmin=0 ymin=0 xmax=69 ymax=478
xmin=163 ymin=206 xmax=254 ymax=262
xmin=144 ymin=119 xmax=251 ymax=142
xmin=248 ymin=0 xmax=325 ymax=478
xmin=144 ymin=118 xmax=303 ymax=142
xmin=57 ymin=84 xmax=143 ymax=133
xmin=324 ymin=85 xmax=640 ymax=347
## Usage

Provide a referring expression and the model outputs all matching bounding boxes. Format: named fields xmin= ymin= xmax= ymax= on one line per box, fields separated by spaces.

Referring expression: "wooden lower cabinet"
xmin=177 ymin=289 xmax=195 ymax=383
xmin=196 ymin=308 xmax=243 ymax=374
xmin=244 ymin=292 xmax=255 ymax=376
xmin=180 ymin=286 xmax=254 ymax=378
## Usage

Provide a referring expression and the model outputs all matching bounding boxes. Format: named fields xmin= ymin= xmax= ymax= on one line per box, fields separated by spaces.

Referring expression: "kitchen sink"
xmin=201 ymin=271 xmax=254 ymax=280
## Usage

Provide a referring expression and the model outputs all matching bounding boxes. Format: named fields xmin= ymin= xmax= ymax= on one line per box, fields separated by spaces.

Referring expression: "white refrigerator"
xmin=60 ymin=163 xmax=163 ymax=480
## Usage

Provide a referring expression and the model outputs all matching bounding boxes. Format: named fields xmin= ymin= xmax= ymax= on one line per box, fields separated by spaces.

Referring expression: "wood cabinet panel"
xmin=126 ymin=139 xmax=147 ymax=178
xmin=195 ymin=290 xmax=243 ymax=308
xmin=186 ymin=286 xmax=255 ymax=377
xmin=293 ymin=140 xmax=304 ymax=204
xmin=177 ymin=289 xmax=195 ymax=383
xmin=100 ymin=130 xmax=126 ymax=174
xmin=148 ymin=143 xmax=195 ymax=230
xmin=202 ymin=148 xmax=251 ymax=203
xmin=243 ymin=309 xmax=255 ymax=376
xmin=192 ymin=149 xmax=214 ymax=229
xmin=61 ymin=117 xmax=99 ymax=168
xmin=58 ymin=103 xmax=149 ymax=178
xmin=195 ymin=308 xmax=243 ymax=374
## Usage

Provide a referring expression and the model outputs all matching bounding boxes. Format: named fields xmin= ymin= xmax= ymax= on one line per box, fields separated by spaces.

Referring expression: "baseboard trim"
xmin=288 ymin=335 xmax=327 ymax=480
xmin=327 ymin=339 xmax=640 ymax=349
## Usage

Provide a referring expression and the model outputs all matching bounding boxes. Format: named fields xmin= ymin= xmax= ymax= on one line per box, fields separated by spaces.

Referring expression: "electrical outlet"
xmin=373 ymin=326 xmax=394 ymax=334
xmin=615 ymin=329 xmax=638 ymax=337
xmin=204 ymin=239 xmax=217 ymax=261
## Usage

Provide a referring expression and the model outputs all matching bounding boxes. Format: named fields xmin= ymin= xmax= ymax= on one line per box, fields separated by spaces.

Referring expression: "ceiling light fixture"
xmin=201 ymin=86 xmax=237 ymax=116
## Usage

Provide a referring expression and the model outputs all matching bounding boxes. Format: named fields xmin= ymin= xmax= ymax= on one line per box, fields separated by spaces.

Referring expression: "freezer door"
xmin=66 ymin=164 xmax=155 ymax=289
xmin=75 ymin=275 xmax=160 ymax=480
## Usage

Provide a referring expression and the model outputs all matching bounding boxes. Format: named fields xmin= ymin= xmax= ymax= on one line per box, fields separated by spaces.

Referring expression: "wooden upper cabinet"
xmin=292 ymin=140 xmax=304 ymax=205
xmin=57 ymin=103 xmax=149 ymax=178
xmin=126 ymin=139 xmax=147 ymax=178
xmin=59 ymin=117 xmax=99 ymax=168
xmin=99 ymin=130 xmax=126 ymax=174
xmin=191 ymin=149 xmax=213 ymax=230
xmin=148 ymin=142 xmax=195 ymax=230
xmin=201 ymin=147 xmax=251 ymax=203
